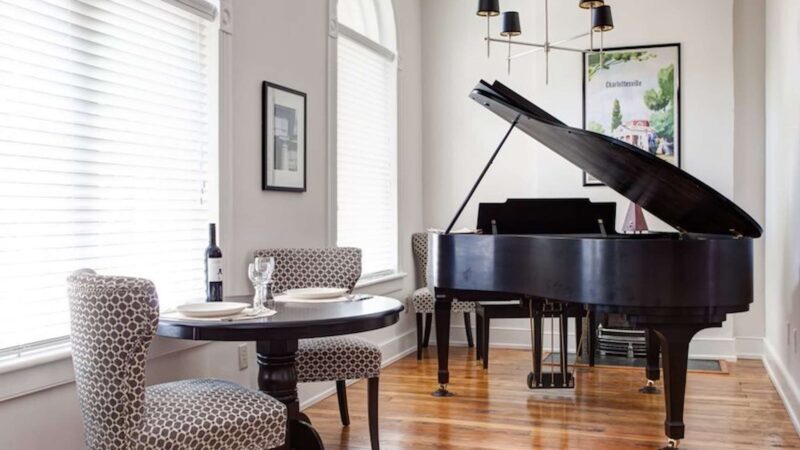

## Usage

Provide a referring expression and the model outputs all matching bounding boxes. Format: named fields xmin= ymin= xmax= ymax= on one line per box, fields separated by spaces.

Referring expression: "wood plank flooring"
xmin=304 ymin=347 xmax=800 ymax=449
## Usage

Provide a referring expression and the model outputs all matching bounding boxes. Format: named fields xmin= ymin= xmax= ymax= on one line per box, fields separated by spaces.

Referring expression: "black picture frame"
xmin=582 ymin=43 xmax=682 ymax=186
xmin=262 ymin=81 xmax=307 ymax=192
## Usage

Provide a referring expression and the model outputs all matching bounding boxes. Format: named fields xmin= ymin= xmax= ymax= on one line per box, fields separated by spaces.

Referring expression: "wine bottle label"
xmin=207 ymin=258 xmax=223 ymax=282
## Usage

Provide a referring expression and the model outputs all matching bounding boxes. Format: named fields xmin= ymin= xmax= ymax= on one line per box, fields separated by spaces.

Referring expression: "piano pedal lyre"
xmin=526 ymin=299 xmax=575 ymax=389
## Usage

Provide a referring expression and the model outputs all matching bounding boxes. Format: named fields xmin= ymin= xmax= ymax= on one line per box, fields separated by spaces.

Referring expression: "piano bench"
xmin=476 ymin=301 xmax=595 ymax=370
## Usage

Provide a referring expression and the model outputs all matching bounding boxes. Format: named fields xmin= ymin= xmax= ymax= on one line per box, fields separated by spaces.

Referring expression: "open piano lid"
xmin=471 ymin=80 xmax=762 ymax=238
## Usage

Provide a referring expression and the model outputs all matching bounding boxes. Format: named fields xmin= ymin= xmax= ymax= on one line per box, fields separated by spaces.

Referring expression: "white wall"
xmin=0 ymin=1 xmax=424 ymax=449
xmin=421 ymin=0 xmax=764 ymax=359
xmin=732 ymin=0 xmax=766 ymax=357
xmin=763 ymin=0 xmax=800 ymax=433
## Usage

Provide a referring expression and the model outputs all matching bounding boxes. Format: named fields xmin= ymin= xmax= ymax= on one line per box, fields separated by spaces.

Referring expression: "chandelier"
xmin=477 ymin=0 xmax=615 ymax=82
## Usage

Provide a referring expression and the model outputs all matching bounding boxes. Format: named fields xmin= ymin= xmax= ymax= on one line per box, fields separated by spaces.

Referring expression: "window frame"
xmin=328 ymin=0 xmax=401 ymax=281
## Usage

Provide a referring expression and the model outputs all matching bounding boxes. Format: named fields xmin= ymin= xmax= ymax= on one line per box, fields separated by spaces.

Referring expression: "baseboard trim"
xmin=299 ymin=329 xmax=417 ymax=411
xmin=762 ymin=340 xmax=800 ymax=436
xmin=735 ymin=336 xmax=765 ymax=359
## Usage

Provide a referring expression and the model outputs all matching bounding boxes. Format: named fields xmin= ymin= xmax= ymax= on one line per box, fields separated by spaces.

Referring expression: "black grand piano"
xmin=429 ymin=80 xmax=761 ymax=450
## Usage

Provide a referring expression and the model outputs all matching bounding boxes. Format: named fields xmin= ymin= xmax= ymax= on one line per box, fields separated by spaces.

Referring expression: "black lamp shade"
xmin=592 ymin=5 xmax=614 ymax=31
xmin=477 ymin=0 xmax=500 ymax=17
xmin=500 ymin=11 xmax=521 ymax=36
xmin=579 ymin=0 xmax=604 ymax=9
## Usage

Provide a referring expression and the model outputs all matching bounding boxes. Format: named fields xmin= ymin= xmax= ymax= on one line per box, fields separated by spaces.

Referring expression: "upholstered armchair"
xmin=254 ymin=248 xmax=382 ymax=450
xmin=67 ymin=269 xmax=287 ymax=450
xmin=410 ymin=232 xmax=475 ymax=359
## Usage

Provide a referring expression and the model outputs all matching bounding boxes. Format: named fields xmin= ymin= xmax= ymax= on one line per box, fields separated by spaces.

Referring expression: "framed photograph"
xmin=582 ymin=43 xmax=681 ymax=186
xmin=262 ymin=81 xmax=306 ymax=192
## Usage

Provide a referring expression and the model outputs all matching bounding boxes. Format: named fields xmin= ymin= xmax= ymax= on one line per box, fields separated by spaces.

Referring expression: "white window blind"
xmin=0 ymin=0 xmax=217 ymax=354
xmin=336 ymin=24 xmax=397 ymax=279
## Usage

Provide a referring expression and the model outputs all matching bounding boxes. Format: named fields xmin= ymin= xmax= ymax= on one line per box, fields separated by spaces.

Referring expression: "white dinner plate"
xmin=284 ymin=287 xmax=348 ymax=299
xmin=176 ymin=302 xmax=249 ymax=318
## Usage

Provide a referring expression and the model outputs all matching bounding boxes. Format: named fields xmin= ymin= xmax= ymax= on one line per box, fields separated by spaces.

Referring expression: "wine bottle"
xmin=205 ymin=223 xmax=223 ymax=302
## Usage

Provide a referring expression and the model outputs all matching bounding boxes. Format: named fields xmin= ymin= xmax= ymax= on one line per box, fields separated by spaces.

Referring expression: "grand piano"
xmin=429 ymin=80 xmax=762 ymax=450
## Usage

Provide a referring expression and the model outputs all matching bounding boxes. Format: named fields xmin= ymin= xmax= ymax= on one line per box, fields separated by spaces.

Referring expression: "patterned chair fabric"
xmin=68 ymin=270 xmax=286 ymax=450
xmin=296 ymin=336 xmax=382 ymax=383
xmin=253 ymin=248 xmax=362 ymax=295
xmin=410 ymin=232 xmax=475 ymax=314
xmin=139 ymin=379 xmax=286 ymax=449
xmin=410 ymin=287 xmax=475 ymax=313
xmin=254 ymin=248 xmax=381 ymax=382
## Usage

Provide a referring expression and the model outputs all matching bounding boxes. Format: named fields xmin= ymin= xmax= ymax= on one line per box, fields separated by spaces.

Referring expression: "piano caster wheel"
xmin=432 ymin=384 xmax=454 ymax=397
xmin=660 ymin=438 xmax=680 ymax=449
xmin=526 ymin=372 xmax=535 ymax=389
xmin=639 ymin=379 xmax=661 ymax=394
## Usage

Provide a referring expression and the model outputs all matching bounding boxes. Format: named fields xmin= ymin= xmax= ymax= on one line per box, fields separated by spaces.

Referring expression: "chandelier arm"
xmin=509 ymin=47 xmax=546 ymax=60
xmin=548 ymin=44 xmax=586 ymax=54
xmin=488 ymin=37 xmax=545 ymax=48
xmin=550 ymin=31 xmax=592 ymax=48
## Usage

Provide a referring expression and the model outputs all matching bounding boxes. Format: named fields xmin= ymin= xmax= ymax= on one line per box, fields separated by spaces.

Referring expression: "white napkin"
xmin=160 ymin=307 xmax=277 ymax=322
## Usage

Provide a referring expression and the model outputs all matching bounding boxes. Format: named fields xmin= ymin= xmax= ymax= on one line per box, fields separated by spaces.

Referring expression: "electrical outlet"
xmin=788 ymin=322 xmax=793 ymax=346
xmin=794 ymin=328 xmax=798 ymax=354
xmin=238 ymin=344 xmax=249 ymax=371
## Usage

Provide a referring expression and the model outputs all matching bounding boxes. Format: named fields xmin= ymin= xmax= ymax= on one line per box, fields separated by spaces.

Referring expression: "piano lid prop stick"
xmin=444 ymin=115 xmax=521 ymax=234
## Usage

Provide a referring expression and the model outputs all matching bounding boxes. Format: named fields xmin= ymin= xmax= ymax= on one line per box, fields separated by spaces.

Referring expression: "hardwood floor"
xmin=304 ymin=346 xmax=800 ymax=449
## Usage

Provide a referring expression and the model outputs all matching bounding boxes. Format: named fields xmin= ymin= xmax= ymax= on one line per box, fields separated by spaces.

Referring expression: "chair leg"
xmin=476 ymin=311 xmax=483 ymax=360
xmin=336 ymin=380 xmax=350 ymax=427
xmin=423 ymin=313 xmax=432 ymax=348
xmin=464 ymin=312 xmax=474 ymax=348
xmin=588 ymin=310 xmax=597 ymax=367
xmin=368 ymin=377 xmax=380 ymax=450
xmin=416 ymin=313 xmax=423 ymax=360
xmin=483 ymin=316 xmax=491 ymax=370
xmin=574 ymin=314 xmax=583 ymax=360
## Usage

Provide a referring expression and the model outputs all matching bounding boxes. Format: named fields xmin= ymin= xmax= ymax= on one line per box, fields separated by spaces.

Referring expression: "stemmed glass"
xmin=247 ymin=256 xmax=275 ymax=312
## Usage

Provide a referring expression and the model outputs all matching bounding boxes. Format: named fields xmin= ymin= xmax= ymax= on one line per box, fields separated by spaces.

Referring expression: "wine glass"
xmin=254 ymin=256 xmax=275 ymax=282
xmin=248 ymin=256 xmax=275 ymax=311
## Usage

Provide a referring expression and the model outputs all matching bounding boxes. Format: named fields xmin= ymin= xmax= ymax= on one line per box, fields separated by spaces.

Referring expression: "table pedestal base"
xmin=290 ymin=419 xmax=323 ymax=450
xmin=257 ymin=340 xmax=324 ymax=450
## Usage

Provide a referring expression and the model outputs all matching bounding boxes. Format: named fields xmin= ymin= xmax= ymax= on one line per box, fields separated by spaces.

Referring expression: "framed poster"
xmin=262 ymin=81 xmax=306 ymax=192
xmin=582 ymin=43 xmax=681 ymax=186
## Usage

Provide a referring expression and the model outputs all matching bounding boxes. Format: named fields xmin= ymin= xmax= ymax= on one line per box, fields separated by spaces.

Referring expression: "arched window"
xmin=334 ymin=0 xmax=398 ymax=279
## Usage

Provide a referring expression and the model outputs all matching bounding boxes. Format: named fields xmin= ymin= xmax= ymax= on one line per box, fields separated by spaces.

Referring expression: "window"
xmin=334 ymin=0 xmax=398 ymax=279
xmin=0 ymin=0 xmax=218 ymax=355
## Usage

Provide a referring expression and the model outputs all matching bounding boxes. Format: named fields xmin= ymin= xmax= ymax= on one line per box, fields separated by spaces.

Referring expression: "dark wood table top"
xmin=156 ymin=295 xmax=404 ymax=342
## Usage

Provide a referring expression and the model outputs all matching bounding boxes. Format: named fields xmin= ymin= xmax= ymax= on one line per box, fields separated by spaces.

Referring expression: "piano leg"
xmin=640 ymin=328 xmax=662 ymax=394
xmin=651 ymin=323 xmax=709 ymax=449
xmin=433 ymin=295 xmax=454 ymax=397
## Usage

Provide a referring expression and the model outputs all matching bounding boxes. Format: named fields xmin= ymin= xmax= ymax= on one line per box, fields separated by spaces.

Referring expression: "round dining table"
xmin=156 ymin=295 xmax=404 ymax=450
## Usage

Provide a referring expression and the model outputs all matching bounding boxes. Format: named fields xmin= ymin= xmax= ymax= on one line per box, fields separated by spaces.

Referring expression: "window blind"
xmin=336 ymin=31 xmax=397 ymax=278
xmin=0 ymin=0 xmax=216 ymax=354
